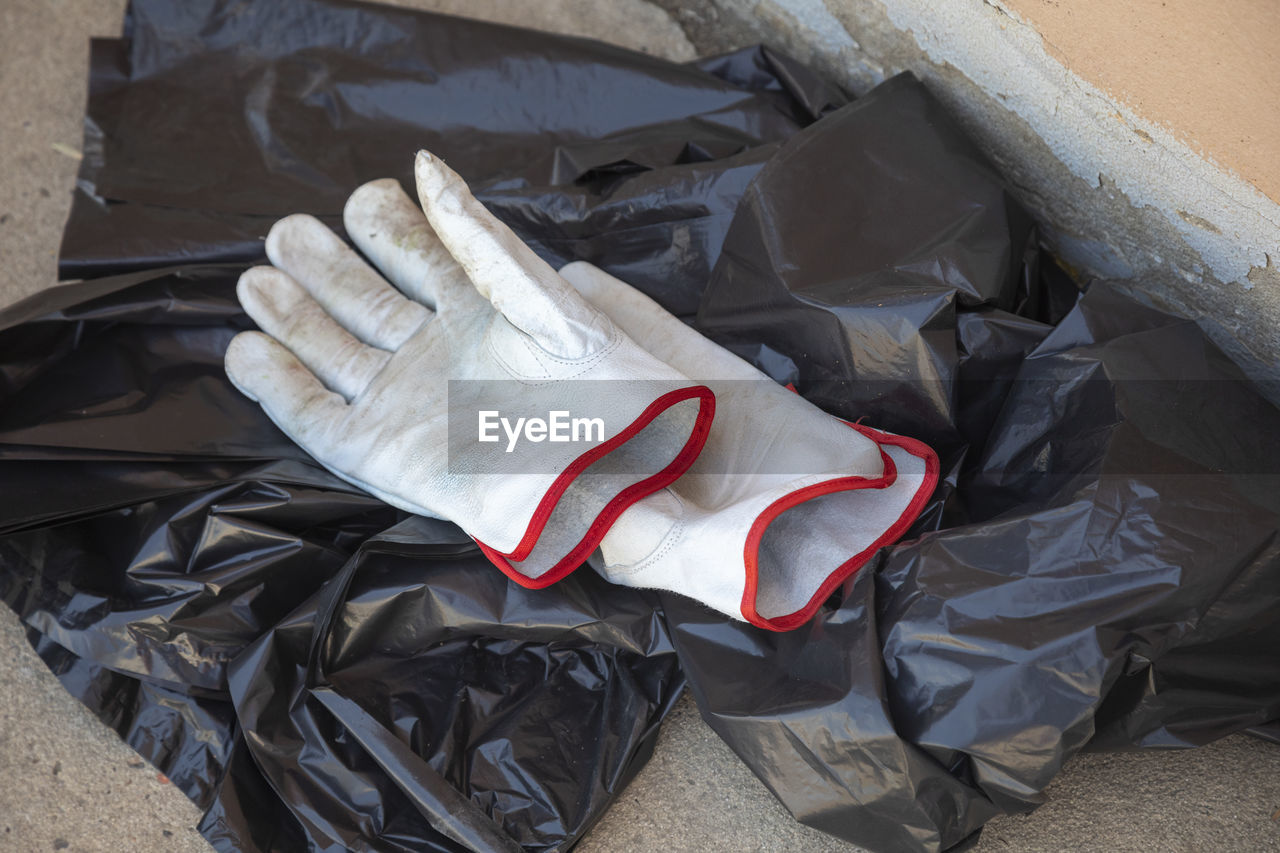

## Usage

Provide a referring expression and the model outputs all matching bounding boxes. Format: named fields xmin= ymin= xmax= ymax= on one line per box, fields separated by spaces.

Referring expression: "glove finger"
xmin=224 ymin=330 xmax=348 ymax=450
xmin=237 ymin=266 xmax=392 ymax=401
xmin=414 ymin=150 xmax=605 ymax=360
xmin=343 ymin=178 xmax=470 ymax=312
xmin=559 ymin=261 xmax=762 ymax=381
xmin=265 ymin=214 xmax=431 ymax=351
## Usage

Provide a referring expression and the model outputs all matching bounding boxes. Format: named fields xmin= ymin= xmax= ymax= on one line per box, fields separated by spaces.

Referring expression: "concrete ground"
xmin=1 ymin=1 xmax=1278 ymax=851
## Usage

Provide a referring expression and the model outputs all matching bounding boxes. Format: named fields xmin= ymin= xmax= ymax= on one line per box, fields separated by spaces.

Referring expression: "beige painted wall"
xmin=1004 ymin=0 xmax=1280 ymax=204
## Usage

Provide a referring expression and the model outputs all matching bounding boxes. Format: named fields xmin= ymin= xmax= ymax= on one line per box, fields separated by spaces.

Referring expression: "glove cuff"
xmin=739 ymin=424 xmax=939 ymax=631
xmin=477 ymin=384 xmax=715 ymax=587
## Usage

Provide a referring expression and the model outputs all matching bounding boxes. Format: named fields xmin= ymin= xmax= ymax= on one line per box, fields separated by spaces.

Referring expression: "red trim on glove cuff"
xmin=739 ymin=424 xmax=940 ymax=632
xmin=476 ymin=384 xmax=716 ymax=588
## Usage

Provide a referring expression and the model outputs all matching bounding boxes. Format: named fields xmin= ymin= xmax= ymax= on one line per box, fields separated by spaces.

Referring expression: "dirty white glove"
xmin=225 ymin=153 xmax=713 ymax=586
xmin=559 ymin=263 xmax=939 ymax=631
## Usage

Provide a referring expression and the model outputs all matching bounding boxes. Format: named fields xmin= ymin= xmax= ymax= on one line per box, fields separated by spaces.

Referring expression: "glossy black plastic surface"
xmin=4 ymin=1 xmax=1277 ymax=851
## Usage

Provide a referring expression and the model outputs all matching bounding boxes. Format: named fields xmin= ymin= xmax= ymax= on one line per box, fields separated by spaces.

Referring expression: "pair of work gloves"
xmin=225 ymin=152 xmax=938 ymax=631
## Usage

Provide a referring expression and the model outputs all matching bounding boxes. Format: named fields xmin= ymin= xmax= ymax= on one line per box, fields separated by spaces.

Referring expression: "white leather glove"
xmin=559 ymin=262 xmax=939 ymax=631
xmin=225 ymin=152 xmax=713 ymax=586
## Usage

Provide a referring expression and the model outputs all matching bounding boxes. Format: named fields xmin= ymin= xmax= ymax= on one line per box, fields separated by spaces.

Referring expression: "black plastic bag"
xmin=62 ymin=0 xmax=841 ymax=310
xmin=675 ymin=74 xmax=1280 ymax=851
xmin=4 ymin=1 xmax=1278 ymax=852
xmin=225 ymin=517 xmax=682 ymax=852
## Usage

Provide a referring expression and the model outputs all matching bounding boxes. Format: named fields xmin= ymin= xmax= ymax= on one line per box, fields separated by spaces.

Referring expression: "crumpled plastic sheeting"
xmin=8 ymin=492 xmax=681 ymax=852
xmin=226 ymin=518 xmax=682 ymax=853
xmin=3 ymin=1 xmax=1279 ymax=852
xmin=5 ymin=0 xmax=830 ymax=846
xmin=0 ymin=268 xmax=686 ymax=853
xmin=678 ymin=74 xmax=1280 ymax=850
xmin=62 ymin=0 xmax=842 ymax=317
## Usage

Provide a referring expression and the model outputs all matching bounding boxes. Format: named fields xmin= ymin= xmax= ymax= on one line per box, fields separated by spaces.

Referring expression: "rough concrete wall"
xmin=649 ymin=0 xmax=1280 ymax=395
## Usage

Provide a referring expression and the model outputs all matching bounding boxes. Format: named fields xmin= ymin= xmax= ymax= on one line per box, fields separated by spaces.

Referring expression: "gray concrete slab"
xmin=1 ymin=2 xmax=1278 ymax=851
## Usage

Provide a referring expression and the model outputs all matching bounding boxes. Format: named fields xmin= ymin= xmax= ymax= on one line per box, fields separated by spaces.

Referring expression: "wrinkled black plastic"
xmin=681 ymin=74 xmax=1280 ymax=851
xmin=4 ymin=1 xmax=1278 ymax=852
xmin=10 ymin=0 xmax=831 ymax=847
xmin=63 ymin=0 xmax=842 ymax=310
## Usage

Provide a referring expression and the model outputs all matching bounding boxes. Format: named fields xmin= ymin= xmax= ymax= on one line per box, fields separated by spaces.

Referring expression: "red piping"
xmin=739 ymin=424 xmax=940 ymax=631
xmin=476 ymin=384 xmax=715 ymax=588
